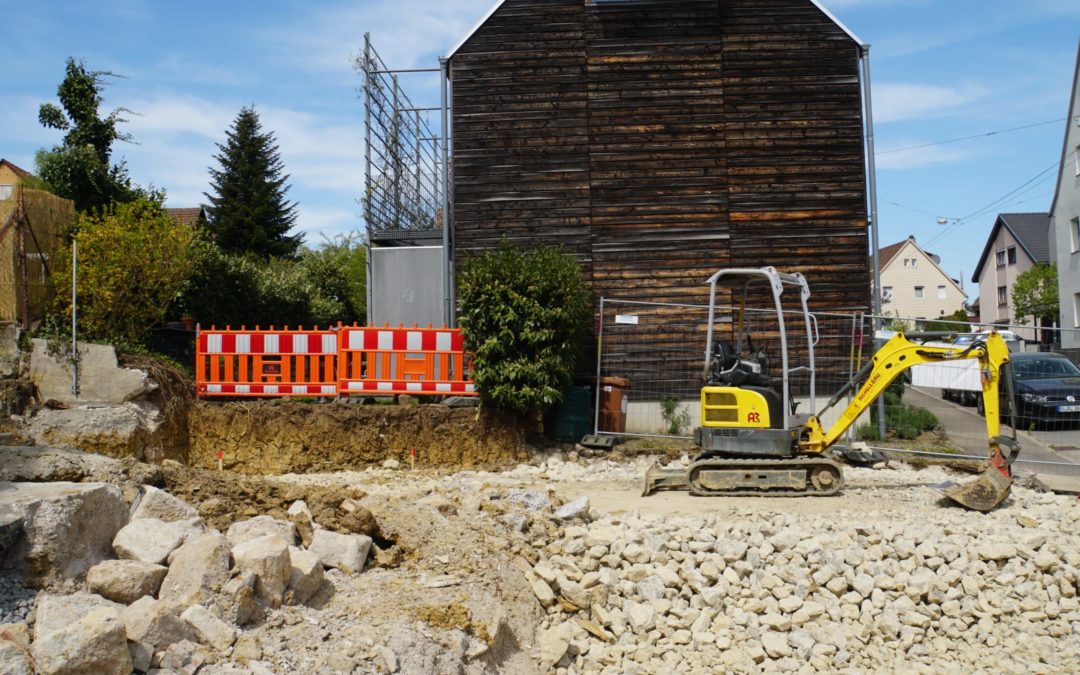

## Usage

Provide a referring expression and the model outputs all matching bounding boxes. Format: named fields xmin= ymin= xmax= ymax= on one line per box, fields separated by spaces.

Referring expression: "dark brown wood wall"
xmin=451 ymin=0 xmax=869 ymax=315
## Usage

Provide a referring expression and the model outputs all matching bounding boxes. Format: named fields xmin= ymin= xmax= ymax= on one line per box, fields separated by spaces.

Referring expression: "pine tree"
xmin=204 ymin=106 xmax=301 ymax=258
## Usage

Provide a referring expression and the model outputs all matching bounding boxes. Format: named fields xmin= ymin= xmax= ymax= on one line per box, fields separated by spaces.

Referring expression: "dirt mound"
xmin=188 ymin=401 xmax=529 ymax=475
xmin=159 ymin=461 xmax=372 ymax=535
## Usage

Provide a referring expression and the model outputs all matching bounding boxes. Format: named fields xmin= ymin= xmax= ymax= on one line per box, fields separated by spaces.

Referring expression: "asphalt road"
xmin=906 ymin=387 xmax=1080 ymax=478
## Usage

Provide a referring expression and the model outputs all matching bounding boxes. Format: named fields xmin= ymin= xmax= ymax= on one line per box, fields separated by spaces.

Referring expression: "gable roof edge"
xmin=444 ymin=0 xmax=865 ymax=62
xmin=1050 ymin=38 xmax=1080 ymax=216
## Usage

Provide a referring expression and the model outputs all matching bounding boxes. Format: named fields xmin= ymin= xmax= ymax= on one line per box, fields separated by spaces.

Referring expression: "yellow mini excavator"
xmin=642 ymin=267 xmax=1018 ymax=512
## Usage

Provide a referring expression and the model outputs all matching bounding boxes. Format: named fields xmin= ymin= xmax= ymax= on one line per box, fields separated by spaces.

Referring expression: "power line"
xmin=876 ymin=117 xmax=1070 ymax=156
xmin=920 ymin=151 xmax=1073 ymax=250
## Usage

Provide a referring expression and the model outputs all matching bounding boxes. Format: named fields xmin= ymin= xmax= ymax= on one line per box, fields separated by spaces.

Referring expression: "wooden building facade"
xmin=447 ymin=0 xmax=871 ymax=315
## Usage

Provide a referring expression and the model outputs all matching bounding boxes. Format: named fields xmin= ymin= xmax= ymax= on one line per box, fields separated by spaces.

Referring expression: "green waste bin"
xmin=550 ymin=385 xmax=593 ymax=442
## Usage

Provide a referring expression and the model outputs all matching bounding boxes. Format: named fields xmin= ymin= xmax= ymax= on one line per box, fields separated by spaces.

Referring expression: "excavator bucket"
xmin=940 ymin=440 xmax=1017 ymax=512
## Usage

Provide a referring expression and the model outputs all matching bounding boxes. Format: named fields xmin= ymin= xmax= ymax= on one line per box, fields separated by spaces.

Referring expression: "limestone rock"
xmin=225 ymin=515 xmax=297 ymax=549
xmin=113 ymin=517 xmax=204 ymax=565
xmin=286 ymin=501 xmax=315 ymax=547
xmin=31 ymin=607 xmax=132 ymax=675
xmin=977 ymin=542 xmax=1016 ymax=562
xmin=86 ymin=559 xmax=167 ymax=604
xmin=231 ymin=534 xmax=292 ymax=608
xmin=181 ymin=604 xmax=237 ymax=651
xmin=0 ymin=640 xmax=31 ymax=675
xmin=528 ymin=574 xmax=556 ymax=607
xmin=538 ymin=624 xmax=571 ymax=668
xmin=130 ymin=486 xmax=199 ymax=523
xmin=309 ymin=529 xmax=372 ymax=574
xmin=554 ymin=496 xmax=590 ymax=521
xmin=221 ymin=571 xmax=260 ymax=626
xmin=34 ymin=592 xmax=123 ymax=643
xmin=4 ymin=482 xmax=128 ymax=588
xmin=286 ymin=546 xmax=325 ymax=605
xmin=158 ymin=531 xmax=231 ymax=609
xmin=121 ymin=596 xmax=197 ymax=650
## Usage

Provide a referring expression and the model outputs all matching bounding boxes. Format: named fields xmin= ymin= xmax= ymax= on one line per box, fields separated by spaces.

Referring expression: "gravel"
xmin=0 ymin=571 xmax=38 ymax=624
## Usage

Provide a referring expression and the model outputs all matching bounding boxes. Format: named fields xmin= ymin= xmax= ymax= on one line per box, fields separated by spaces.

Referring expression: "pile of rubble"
xmin=517 ymin=463 xmax=1080 ymax=673
xmin=0 ymin=483 xmax=374 ymax=674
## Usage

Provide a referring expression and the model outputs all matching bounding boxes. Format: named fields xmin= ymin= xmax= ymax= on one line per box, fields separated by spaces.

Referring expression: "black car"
xmin=979 ymin=352 xmax=1080 ymax=429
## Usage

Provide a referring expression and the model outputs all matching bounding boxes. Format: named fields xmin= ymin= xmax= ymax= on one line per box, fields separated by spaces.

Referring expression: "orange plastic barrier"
xmin=195 ymin=324 xmax=477 ymax=398
xmin=196 ymin=326 xmax=339 ymax=397
xmin=337 ymin=325 xmax=475 ymax=397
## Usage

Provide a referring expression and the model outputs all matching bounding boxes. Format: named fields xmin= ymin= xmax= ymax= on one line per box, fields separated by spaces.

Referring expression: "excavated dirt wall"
xmin=188 ymin=400 xmax=531 ymax=475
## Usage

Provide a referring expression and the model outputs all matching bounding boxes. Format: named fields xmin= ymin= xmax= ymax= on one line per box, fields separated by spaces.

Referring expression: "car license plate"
xmin=1059 ymin=405 xmax=1080 ymax=413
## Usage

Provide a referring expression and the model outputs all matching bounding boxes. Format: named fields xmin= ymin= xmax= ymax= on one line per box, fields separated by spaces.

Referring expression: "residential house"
xmin=0 ymin=159 xmax=31 ymax=200
xmin=165 ymin=207 xmax=208 ymax=228
xmin=446 ymin=0 xmax=871 ymax=394
xmin=971 ymin=213 xmax=1051 ymax=342
xmin=1049 ymin=40 xmax=1080 ymax=349
xmin=876 ymin=236 xmax=966 ymax=326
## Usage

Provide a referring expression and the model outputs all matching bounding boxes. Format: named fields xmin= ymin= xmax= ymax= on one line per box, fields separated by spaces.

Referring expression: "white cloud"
xmin=875 ymin=143 xmax=968 ymax=170
xmin=873 ymin=82 xmax=987 ymax=123
xmin=295 ymin=206 xmax=362 ymax=239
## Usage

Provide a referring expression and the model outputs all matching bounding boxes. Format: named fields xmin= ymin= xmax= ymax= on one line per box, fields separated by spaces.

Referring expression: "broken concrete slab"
xmin=1033 ymin=474 xmax=1080 ymax=495
xmin=0 ymin=482 xmax=128 ymax=587
xmin=22 ymin=402 xmax=163 ymax=463
xmin=29 ymin=338 xmax=154 ymax=405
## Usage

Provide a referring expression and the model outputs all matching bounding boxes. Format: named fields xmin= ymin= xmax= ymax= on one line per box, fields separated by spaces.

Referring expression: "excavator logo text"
xmin=747 ymin=412 xmax=761 ymax=423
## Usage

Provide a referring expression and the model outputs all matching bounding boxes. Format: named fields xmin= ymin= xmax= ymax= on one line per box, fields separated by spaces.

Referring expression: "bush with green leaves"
xmin=174 ymin=234 xmax=367 ymax=330
xmin=51 ymin=197 xmax=202 ymax=345
xmin=457 ymin=240 xmax=591 ymax=414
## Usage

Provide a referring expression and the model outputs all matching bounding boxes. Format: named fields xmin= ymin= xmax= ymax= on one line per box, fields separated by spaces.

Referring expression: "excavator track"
xmin=644 ymin=456 xmax=845 ymax=497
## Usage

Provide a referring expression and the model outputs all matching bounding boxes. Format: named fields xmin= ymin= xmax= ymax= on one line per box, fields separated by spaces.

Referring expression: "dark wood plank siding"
xmin=451 ymin=0 xmax=870 ymax=317
xmin=721 ymin=0 xmax=868 ymax=311
xmin=451 ymin=0 xmax=592 ymax=275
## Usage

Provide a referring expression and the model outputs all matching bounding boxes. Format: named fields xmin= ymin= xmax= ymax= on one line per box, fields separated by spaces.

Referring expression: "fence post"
xmin=594 ymin=298 xmax=605 ymax=436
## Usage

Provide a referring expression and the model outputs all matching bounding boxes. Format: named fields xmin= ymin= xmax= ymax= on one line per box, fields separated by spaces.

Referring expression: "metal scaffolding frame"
xmin=359 ymin=33 xmax=453 ymax=326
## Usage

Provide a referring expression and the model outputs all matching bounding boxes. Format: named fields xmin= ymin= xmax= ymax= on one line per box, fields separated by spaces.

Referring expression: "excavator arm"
xmin=801 ymin=331 xmax=1018 ymax=510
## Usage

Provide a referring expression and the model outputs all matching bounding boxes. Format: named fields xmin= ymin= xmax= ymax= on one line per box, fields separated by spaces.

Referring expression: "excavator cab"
xmin=695 ymin=267 xmax=818 ymax=459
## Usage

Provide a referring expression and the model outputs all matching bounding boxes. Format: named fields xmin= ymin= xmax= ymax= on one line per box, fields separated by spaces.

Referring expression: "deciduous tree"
xmin=1011 ymin=263 xmax=1059 ymax=326
xmin=36 ymin=58 xmax=141 ymax=212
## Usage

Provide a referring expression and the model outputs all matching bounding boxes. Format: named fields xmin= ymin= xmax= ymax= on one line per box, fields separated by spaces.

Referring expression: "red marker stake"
xmin=410 ymin=447 xmax=416 ymax=471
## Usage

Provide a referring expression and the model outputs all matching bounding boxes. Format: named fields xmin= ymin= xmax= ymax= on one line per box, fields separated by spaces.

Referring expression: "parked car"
xmin=977 ymin=352 xmax=1080 ymax=429
xmin=942 ymin=331 xmax=1023 ymax=406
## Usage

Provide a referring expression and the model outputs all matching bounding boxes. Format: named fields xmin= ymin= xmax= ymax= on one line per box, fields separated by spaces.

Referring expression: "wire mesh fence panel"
xmin=595 ymin=299 xmax=873 ymax=440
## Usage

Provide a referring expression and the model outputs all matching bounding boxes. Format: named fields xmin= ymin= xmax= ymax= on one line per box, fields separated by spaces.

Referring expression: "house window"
xmin=995 ymin=250 xmax=1006 ymax=267
xmin=937 ymin=285 xmax=946 ymax=299
xmin=882 ymin=286 xmax=893 ymax=302
xmin=997 ymin=286 xmax=1008 ymax=306
xmin=1071 ymin=217 xmax=1079 ymax=254
xmin=0 ymin=184 xmax=12 ymax=201
xmin=1075 ymin=146 xmax=1080 ymax=176
xmin=914 ymin=286 xmax=924 ymax=299
xmin=903 ymin=258 xmax=910 ymax=267
xmin=1007 ymin=246 xmax=1017 ymax=265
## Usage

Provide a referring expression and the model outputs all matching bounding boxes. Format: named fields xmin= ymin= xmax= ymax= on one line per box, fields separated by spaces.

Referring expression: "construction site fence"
xmin=594 ymin=299 xmax=1080 ymax=449
xmin=195 ymin=324 xmax=475 ymax=399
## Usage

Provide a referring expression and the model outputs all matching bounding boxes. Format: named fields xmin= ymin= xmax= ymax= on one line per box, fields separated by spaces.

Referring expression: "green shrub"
xmin=457 ymin=240 xmax=591 ymax=414
xmin=175 ymin=234 xmax=366 ymax=329
xmin=51 ymin=197 xmax=202 ymax=344
xmin=856 ymin=423 xmax=880 ymax=441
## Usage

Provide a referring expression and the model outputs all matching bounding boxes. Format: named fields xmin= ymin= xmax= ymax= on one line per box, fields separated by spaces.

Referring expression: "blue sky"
xmin=1 ymin=1 xmax=1078 ymax=288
